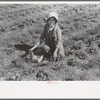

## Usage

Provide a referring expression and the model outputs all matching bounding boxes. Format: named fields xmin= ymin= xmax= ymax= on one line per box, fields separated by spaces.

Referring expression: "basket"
xmin=29 ymin=42 xmax=44 ymax=63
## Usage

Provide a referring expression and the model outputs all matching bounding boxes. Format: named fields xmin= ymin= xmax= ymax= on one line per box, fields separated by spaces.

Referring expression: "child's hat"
xmin=48 ymin=12 xmax=58 ymax=22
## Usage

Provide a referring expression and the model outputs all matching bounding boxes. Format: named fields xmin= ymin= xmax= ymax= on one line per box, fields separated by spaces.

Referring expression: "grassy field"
xmin=0 ymin=4 xmax=100 ymax=81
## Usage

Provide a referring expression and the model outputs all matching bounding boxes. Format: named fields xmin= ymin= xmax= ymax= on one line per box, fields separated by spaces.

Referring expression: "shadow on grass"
xmin=15 ymin=44 xmax=33 ymax=57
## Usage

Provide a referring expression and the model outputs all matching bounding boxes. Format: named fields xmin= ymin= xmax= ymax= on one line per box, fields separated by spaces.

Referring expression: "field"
xmin=0 ymin=4 xmax=100 ymax=81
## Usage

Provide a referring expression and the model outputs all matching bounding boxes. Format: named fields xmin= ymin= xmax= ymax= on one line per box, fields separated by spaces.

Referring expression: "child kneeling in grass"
xmin=39 ymin=12 xmax=65 ymax=61
xmin=30 ymin=12 xmax=65 ymax=62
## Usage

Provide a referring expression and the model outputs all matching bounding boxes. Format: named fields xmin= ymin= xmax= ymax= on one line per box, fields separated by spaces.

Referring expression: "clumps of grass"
xmin=75 ymin=50 xmax=88 ymax=60
xmin=86 ymin=28 xmax=98 ymax=35
xmin=36 ymin=70 xmax=49 ymax=81
xmin=4 ymin=70 xmax=23 ymax=81
xmin=52 ymin=62 xmax=66 ymax=71
xmin=83 ymin=68 xmax=100 ymax=80
xmin=67 ymin=58 xmax=77 ymax=66
xmin=85 ymin=42 xmax=99 ymax=55
xmin=23 ymin=26 xmax=39 ymax=38
xmin=64 ymin=67 xmax=80 ymax=81
xmin=78 ymin=71 xmax=88 ymax=80
xmin=11 ymin=59 xmax=25 ymax=70
xmin=72 ymin=34 xmax=85 ymax=42
xmin=63 ymin=37 xmax=75 ymax=49
xmin=80 ymin=56 xmax=100 ymax=70
xmin=71 ymin=40 xmax=86 ymax=50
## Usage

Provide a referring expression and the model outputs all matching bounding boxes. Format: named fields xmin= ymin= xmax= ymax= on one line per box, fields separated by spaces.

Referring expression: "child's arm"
xmin=53 ymin=47 xmax=58 ymax=61
xmin=55 ymin=28 xmax=62 ymax=49
xmin=40 ymin=25 xmax=46 ymax=44
xmin=53 ymin=28 xmax=62 ymax=60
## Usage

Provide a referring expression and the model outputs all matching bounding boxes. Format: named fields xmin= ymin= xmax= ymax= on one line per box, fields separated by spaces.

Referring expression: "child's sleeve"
xmin=56 ymin=28 xmax=63 ymax=49
xmin=40 ymin=25 xmax=46 ymax=44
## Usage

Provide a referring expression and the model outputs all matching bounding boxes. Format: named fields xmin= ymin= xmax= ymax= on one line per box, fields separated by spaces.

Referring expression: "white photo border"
xmin=0 ymin=1 xmax=100 ymax=99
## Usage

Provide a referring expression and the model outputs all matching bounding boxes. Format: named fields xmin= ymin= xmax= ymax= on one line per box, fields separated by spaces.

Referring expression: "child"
xmin=39 ymin=12 xmax=65 ymax=61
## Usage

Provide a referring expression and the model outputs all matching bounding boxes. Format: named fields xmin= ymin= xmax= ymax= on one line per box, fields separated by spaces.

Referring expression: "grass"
xmin=1 ymin=4 xmax=100 ymax=81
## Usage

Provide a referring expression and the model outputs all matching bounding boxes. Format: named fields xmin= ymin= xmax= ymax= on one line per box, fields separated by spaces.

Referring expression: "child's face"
xmin=48 ymin=17 xmax=56 ymax=27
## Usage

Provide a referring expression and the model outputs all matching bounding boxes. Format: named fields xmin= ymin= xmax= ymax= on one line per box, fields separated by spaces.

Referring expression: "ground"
xmin=0 ymin=4 xmax=100 ymax=81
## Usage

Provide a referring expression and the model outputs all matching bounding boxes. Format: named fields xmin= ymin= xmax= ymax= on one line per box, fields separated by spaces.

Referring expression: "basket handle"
xmin=29 ymin=42 xmax=40 ymax=62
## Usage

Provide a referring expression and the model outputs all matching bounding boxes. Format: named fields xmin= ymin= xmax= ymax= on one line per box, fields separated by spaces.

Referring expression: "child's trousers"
xmin=43 ymin=44 xmax=65 ymax=60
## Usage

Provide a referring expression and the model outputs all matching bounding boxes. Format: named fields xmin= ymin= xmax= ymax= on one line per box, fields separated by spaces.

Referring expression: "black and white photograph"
xmin=0 ymin=2 xmax=100 ymax=81
xmin=0 ymin=1 xmax=100 ymax=99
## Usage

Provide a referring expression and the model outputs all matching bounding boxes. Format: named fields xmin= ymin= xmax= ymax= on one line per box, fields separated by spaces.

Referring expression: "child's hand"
xmin=35 ymin=42 xmax=40 ymax=47
xmin=53 ymin=51 xmax=57 ymax=58
xmin=53 ymin=49 xmax=58 ymax=61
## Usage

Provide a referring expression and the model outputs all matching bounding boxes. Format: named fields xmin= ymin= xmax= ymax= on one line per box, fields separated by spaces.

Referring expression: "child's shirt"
xmin=40 ymin=24 xmax=63 ymax=50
